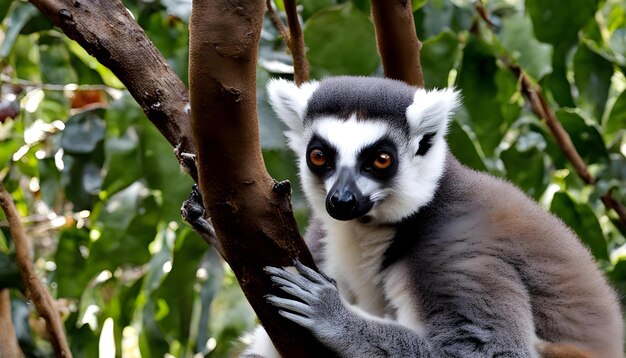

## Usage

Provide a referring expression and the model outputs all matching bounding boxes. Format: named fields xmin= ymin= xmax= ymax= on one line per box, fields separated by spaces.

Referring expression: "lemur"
xmin=184 ymin=76 xmax=623 ymax=357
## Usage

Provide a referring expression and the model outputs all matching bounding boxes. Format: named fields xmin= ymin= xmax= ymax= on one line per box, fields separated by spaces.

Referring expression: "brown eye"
xmin=373 ymin=152 xmax=392 ymax=170
xmin=309 ymin=149 xmax=327 ymax=167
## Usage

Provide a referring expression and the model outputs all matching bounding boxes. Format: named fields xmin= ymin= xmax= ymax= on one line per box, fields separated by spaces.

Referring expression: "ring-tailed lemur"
xmin=241 ymin=76 xmax=623 ymax=358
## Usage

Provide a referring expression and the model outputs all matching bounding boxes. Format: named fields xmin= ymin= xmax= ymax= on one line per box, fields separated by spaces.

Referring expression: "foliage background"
xmin=0 ymin=0 xmax=625 ymax=356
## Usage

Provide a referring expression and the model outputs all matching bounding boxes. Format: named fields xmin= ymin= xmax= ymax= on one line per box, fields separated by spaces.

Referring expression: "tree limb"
xmin=475 ymin=1 xmax=626 ymax=229
xmin=371 ymin=0 xmax=424 ymax=87
xmin=0 ymin=289 xmax=23 ymax=358
xmin=0 ymin=185 xmax=71 ymax=358
xmin=266 ymin=0 xmax=291 ymax=50
xmin=188 ymin=0 xmax=332 ymax=356
xmin=266 ymin=0 xmax=310 ymax=85
xmin=28 ymin=0 xmax=197 ymax=180
xmin=283 ymin=0 xmax=310 ymax=85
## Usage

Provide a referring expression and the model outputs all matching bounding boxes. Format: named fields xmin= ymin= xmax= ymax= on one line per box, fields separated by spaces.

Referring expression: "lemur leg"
xmin=180 ymin=184 xmax=221 ymax=251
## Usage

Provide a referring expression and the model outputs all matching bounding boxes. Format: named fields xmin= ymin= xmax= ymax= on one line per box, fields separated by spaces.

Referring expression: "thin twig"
xmin=266 ymin=0 xmax=291 ymax=49
xmin=0 ymin=185 xmax=72 ymax=357
xmin=283 ymin=0 xmax=309 ymax=85
xmin=475 ymin=0 xmax=626 ymax=229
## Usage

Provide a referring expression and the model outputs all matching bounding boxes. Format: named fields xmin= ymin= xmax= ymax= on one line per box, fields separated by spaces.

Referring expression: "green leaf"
xmin=412 ymin=0 xmax=428 ymax=11
xmin=605 ymin=90 xmax=626 ymax=139
xmin=55 ymin=228 xmax=91 ymax=299
xmin=573 ymin=43 xmax=614 ymax=122
xmin=140 ymin=124 xmax=194 ymax=222
xmin=457 ymin=38 xmax=517 ymax=156
xmin=154 ymin=230 xmax=209 ymax=353
xmin=498 ymin=13 xmax=553 ymax=81
xmin=421 ymin=30 xmax=459 ymax=89
xmin=102 ymin=129 xmax=142 ymax=197
xmin=0 ymin=2 xmax=38 ymax=59
xmin=501 ymin=133 xmax=547 ymax=200
xmin=302 ymin=0 xmax=337 ymax=20
xmin=447 ymin=120 xmax=486 ymax=171
xmin=527 ymin=0 xmax=597 ymax=108
xmin=304 ymin=4 xmax=379 ymax=78
xmin=61 ymin=110 xmax=106 ymax=155
xmin=0 ymin=252 xmax=22 ymax=290
xmin=39 ymin=35 xmax=78 ymax=85
xmin=556 ymin=108 xmax=609 ymax=165
xmin=526 ymin=0 xmax=597 ymax=49
xmin=550 ymin=191 xmax=609 ymax=261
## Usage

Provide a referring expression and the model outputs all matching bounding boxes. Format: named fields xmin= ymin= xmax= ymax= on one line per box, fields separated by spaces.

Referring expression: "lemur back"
xmin=242 ymin=76 xmax=624 ymax=358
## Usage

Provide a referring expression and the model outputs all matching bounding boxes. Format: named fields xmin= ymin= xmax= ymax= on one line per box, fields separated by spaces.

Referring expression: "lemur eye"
xmin=373 ymin=152 xmax=393 ymax=170
xmin=309 ymin=149 xmax=327 ymax=167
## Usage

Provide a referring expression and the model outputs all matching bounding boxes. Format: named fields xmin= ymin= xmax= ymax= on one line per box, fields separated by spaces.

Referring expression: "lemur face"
xmin=303 ymin=118 xmax=401 ymax=221
xmin=268 ymin=76 xmax=459 ymax=224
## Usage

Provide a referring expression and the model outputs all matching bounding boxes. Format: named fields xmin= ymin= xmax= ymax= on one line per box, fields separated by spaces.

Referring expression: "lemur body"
xmin=242 ymin=76 xmax=623 ymax=357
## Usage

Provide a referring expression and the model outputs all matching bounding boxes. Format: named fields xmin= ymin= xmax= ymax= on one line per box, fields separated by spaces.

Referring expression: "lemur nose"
xmin=330 ymin=191 xmax=357 ymax=211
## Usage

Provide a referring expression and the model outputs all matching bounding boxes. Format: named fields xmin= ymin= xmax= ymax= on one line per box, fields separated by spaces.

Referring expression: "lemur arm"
xmin=266 ymin=261 xmax=538 ymax=358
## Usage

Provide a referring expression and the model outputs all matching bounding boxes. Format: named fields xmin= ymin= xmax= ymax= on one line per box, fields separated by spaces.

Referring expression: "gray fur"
xmin=305 ymin=76 xmax=415 ymax=134
xmin=257 ymin=76 xmax=623 ymax=358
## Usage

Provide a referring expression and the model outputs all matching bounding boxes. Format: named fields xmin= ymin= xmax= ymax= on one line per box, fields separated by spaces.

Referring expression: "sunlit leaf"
xmin=498 ymin=13 xmax=553 ymax=81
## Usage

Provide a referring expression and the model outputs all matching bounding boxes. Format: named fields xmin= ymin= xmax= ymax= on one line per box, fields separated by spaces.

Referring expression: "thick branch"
xmin=475 ymin=2 xmax=626 ymax=229
xmin=283 ymin=0 xmax=310 ymax=85
xmin=0 ymin=289 xmax=23 ymax=358
xmin=371 ymin=0 xmax=424 ymax=87
xmin=0 ymin=185 xmax=71 ymax=358
xmin=189 ymin=1 xmax=332 ymax=356
xmin=28 ymin=0 xmax=196 ymax=180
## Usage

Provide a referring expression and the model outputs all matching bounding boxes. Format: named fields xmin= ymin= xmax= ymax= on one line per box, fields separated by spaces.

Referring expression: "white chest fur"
xmin=321 ymin=220 xmax=396 ymax=317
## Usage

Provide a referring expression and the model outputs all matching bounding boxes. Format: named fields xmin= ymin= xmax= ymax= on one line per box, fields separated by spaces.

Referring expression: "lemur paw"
xmin=265 ymin=260 xmax=344 ymax=335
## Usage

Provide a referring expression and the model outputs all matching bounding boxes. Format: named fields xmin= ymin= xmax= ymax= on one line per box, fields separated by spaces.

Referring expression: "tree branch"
xmin=266 ymin=0 xmax=310 ymax=85
xmin=266 ymin=0 xmax=291 ymax=50
xmin=0 ymin=185 xmax=71 ymax=358
xmin=371 ymin=0 xmax=424 ymax=87
xmin=0 ymin=289 xmax=23 ymax=358
xmin=283 ymin=0 xmax=310 ymax=85
xmin=475 ymin=1 xmax=626 ymax=229
xmin=28 ymin=0 xmax=197 ymax=180
xmin=188 ymin=1 xmax=332 ymax=356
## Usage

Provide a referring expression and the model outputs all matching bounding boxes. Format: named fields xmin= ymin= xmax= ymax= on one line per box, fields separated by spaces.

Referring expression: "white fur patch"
xmin=322 ymin=220 xmax=397 ymax=316
xmin=406 ymin=88 xmax=459 ymax=156
xmin=241 ymin=326 xmax=281 ymax=358
xmin=267 ymin=79 xmax=319 ymax=154
xmin=383 ymin=263 xmax=425 ymax=335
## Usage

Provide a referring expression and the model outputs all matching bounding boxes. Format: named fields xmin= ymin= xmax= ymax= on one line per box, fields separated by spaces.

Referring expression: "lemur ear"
xmin=406 ymin=88 xmax=460 ymax=136
xmin=267 ymin=79 xmax=319 ymax=153
xmin=405 ymin=88 xmax=460 ymax=155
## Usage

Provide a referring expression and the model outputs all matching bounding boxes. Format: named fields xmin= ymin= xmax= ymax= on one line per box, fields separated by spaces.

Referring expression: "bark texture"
xmin=371 ymin=0 xmax=424 ymax=87
xmin=28 ymin=0 xmax=196 ymax=179
xmin=0 ymin=185 xmax=71 ymax=358
xmin=188 ymin=1 xmax=333 ymax=356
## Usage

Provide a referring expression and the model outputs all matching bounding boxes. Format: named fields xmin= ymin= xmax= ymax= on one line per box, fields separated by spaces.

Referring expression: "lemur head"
xmin=268 ymin=76 xmax=459 ymax=224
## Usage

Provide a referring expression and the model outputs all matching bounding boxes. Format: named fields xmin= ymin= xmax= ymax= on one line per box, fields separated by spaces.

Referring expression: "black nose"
xmin=330 ymin=190 xmax=357 ymax=211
